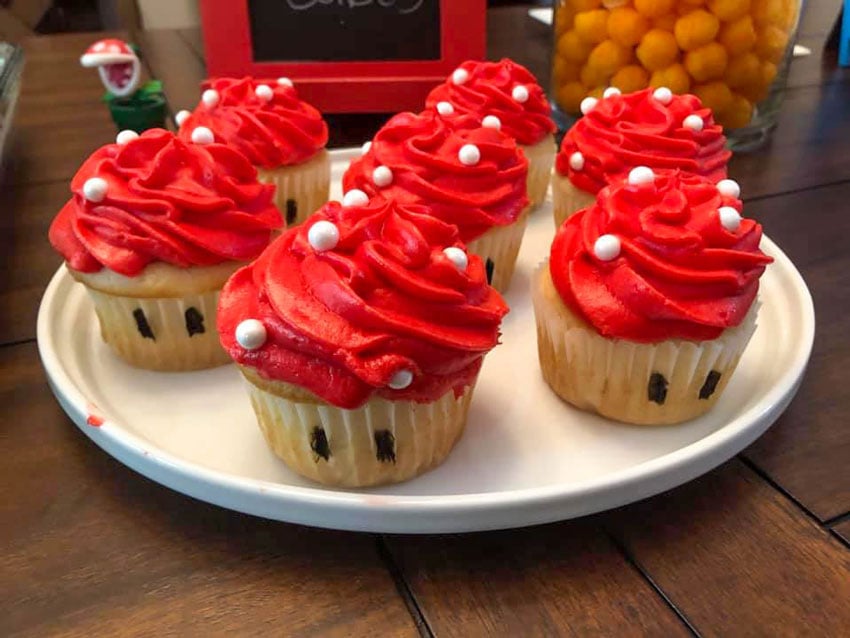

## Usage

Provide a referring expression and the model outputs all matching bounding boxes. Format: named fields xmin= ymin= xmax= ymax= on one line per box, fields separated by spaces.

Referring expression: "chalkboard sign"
xmin=200 ymin=0 xmax=485 ymax=113
xmin=249 ymin=0 xmax=441 ymax=62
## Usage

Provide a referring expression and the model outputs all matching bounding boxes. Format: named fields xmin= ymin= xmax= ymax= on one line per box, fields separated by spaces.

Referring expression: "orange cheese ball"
xmin=607 ymin=7 xmax=650 ymax=47
xmin=707 ymin=0 xmax=751 ymax=22
xmin=755 ymin=25 xmax=789 ymax=63
xmin=751 ymin=0 xmax=784 ymax=25
xmin=779 ymin=0 xmax=798 ymax=29
xmin=684 ymin=42 xmax=728 ymax=82
xmin=611 ymin=65 xmax=651 ymax=92
xmin=569 ymin=0 xmax=602 ymax=11
xmin=581 ymin=62 xmax=612 ymax=88
xmin=588 ymin=86 xmax=606 ymax=99
xmin=653 ymin=13 xmax=678 ymax=31
xmin=633 ymin=0 xmax=676 ymax=19
xmin=556 ymin=81 xmax=588 ymax=113
xmin=587 ymin=40 xmax=634 ymax=77
xmin=558 ymin=30 xmax=594 ymax=62
xmin=724 ymin=52 xmax=761 ymax=89
xmin=553 ymin=56 xmax=582 ymax=85
xmin=574 ymin=9 xmax=610 ymax=44
xmin=761 ymin=59 xmax=778 ymax=85
xmin=718 ymin=15 xmax=758 ymax=56
xmin=555 ymin=4 xmax=577 ymax=36
xmin=718 ymin=93 xmax=754 ymax=128
xmin=675 ymin=10 xmax=721 ymax=51
xmin=692 ymin=81 xmax=734 ymax=114
xmin=636 ymin=28 xmax=680 ymax=71
xmin=650 ymin=63 xmax=692 ymax=94
xmin=737 ymin=60 xmax=776 ymax=102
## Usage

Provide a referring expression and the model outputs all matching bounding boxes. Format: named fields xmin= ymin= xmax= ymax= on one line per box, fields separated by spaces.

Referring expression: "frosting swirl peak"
xmin=218 ymin=196 xmax=508 ymax=409
xmin=557 ymin=88 xmax=730 ymax=195
xmin=550 ymin=170 xmax=772 ymax=342
xmin=177 ymin=77 xmax=328 ymax=168
xmin=342 ymin=110 xmax=528 ymax=242
xmin=425 ymin=58 xmax=556 ymax=146
xmin=49 ymin=128 xmax=282 ymax=276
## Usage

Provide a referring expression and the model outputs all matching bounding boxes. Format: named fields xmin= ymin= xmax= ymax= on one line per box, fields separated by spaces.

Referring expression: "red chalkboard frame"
xmin=200 ymin=1 xmax=486 ymax=113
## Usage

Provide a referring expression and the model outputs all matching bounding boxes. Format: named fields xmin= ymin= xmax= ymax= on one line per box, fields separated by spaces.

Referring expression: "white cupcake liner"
xmin=466 ymin=211 xmax=529 ymax=293
xmin=256 ymin=149 xmax=330 ymax=227
xmin=521 ymin=135 xmax=556 ymax=210
xmin=551 ymin=174 xmax=596 ymax=228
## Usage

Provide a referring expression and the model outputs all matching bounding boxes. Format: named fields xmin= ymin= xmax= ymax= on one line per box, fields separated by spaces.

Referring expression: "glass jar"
xmin=550 ymin=0 xmax=803 ymax=150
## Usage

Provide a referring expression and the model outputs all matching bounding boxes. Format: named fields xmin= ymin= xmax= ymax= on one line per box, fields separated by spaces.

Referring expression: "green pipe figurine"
xmin=80 ymin=38 xmax=167 ymax=133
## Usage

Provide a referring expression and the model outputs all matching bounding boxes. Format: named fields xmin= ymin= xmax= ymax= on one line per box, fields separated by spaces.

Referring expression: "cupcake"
xmin=48 ymin=128 xmax=282 ymax=371
xmin=342 ymin=110 xmax=529 ymax=292
xmin=176 ymin=77 xmax=329 ymax=226
xmin=553 ymin=86 xmax=731 ymax=227
xmin=425 ymin=58 xmax=557 ymax=208
xmin=532 ymin=168 xmax=772 ymax=425
xmin=217 ymin=194 xmax=508 ymax=487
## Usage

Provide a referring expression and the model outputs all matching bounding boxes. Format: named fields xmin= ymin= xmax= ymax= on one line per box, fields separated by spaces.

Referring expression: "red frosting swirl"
xmin=49 ymin=129 xmax=282 ymax=276
xmin=556 ymin=88 xmax=730 ymax=195
xmin=218 ymin=197 xmax=508 ymax=409
xmin=342 ymin=110 xmax=528 ymax=242
xmin=178 ymin=77 xmax=328 ymax=168
xmin=425 ymin=58 xmax=556 ymax=146
xmin=550 ymin=170 xmax=772 ymax=342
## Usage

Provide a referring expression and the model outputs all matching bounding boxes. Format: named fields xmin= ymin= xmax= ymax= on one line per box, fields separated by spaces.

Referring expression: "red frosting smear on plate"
xmin=342 ymin=110 xmax=528 ymax=242
xmin=178 ymin=77 xmax=328 ymax=168
xmin=556 ymin=88 xmax=730 ymax=195
xmin=425 ymin=58 xmax=556 ymax=146
xmin=218 ymin=197 xmax=508 ymax=409
xmin=48 ymin=128 xmax=282 ymax=276
xmin=550 ymin=170 xmax=772 ymax=343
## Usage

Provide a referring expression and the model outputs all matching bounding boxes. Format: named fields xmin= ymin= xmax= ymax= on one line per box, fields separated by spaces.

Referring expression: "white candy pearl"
xmin=436 ymin=101 xmax=454 ymax=115
xmin=191 ymin=126 xmax=215 ymax=145
xmin=603 ymin=87 xmax=621 ymax=98
xmin=83 ymin=177 xmax=108 ymax=203
xmin=361 ymin=140 xmax=372 ymax=155
xmin=277 ymin=77 xmax=293 ymax=87
xmin=580 ymin=96 xmax=599 ymax=115
xmin=717 ymin=178 xmax=741 ymax=199
xmin=569 ymin=151 xmax=585 ymax=171
xmin=512 ymin=85 xmax=529 ymax=103
xmin=443 ymin=246 xmax=468 ymax=270
xmin=458 ymin=144 xmax=481 ymax=166
xmin=116 ymin=130 xmax=139 ymax=145
xmin=201 ymin=89 xmax=219 ymax=108
xmin=718 ymin=206 xmax=742 ymax=231
xmin=594 ymin=234 xmax=621 ymax=261
xmin=653 ymin=87 xmax=673 ymax=105
xmin=174 ymin=109 xmax=191 ymax=127
xmin=235 ymin=319 xmax=267 ymax=350
xmin=388 ymin=369 xmax=413 ymax=390
xmin=683 ymin=114 xmax=704 ymax=131
xmin=452 ymin=68 xmax=469 ymax=85
xmin=482 ymin=115 xmax=501 ymax=130
xmin=342 ymin=189 xmax=369 ymax=207
xmin=373 ymin=165 xmax=393 ymax=187
xmin=307 ymin=220 xmax=340 ymax=252
xmin=628 ymin=165 xmax=655 ymax=186
xmin=255 ymin=84 xmax=273 ymax=101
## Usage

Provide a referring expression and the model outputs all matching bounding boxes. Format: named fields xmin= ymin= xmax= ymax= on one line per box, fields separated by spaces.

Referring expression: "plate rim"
xmin=36 ymin=163 xmax=815 ymax=533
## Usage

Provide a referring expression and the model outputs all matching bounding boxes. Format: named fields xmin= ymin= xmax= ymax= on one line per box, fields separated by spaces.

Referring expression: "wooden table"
xmin=3 ymin=5 xmax=850 ymax=636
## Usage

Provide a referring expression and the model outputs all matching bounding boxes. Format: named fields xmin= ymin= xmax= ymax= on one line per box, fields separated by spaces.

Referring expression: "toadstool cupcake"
xmin=425 ymin=58 xmax=557 ymax=208
xmin=532 ymin=167 xmax=771 ymax=425
xmin=553 ymin=86 xmax=731 ymax=227
xmin=217 ymin=194 xmax=508 ymax=487
xmin=176 ymin=76 xmax=329 ymax=227
xmin=342 ymin=110 xmax=529 ymax=292
xmin=48 ymin=128 xmax=282 ymax=371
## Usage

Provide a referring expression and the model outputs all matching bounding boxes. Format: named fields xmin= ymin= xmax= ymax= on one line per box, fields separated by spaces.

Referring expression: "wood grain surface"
xmin=385 ymin=522 xmax=690 ymax=637
xmin=606 ymin=461 xmax=850 ymax=636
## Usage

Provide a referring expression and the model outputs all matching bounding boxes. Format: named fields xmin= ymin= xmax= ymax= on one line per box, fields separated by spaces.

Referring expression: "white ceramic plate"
xmin=37 ymin=149 xmax=815 ymax=533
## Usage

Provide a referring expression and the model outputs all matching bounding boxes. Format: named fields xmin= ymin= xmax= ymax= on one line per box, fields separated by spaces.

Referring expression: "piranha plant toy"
xmin=80 ymin=38 xmax=167 ymax=133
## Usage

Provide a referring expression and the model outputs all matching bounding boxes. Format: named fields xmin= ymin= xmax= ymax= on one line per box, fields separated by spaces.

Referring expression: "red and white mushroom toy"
xmin=80 ymin=38 xmax=140 ymax=98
